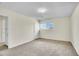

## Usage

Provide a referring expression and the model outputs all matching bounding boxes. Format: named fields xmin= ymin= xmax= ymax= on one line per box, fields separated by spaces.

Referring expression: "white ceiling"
xmin=0 ymin=2 xmax=78 ymax=19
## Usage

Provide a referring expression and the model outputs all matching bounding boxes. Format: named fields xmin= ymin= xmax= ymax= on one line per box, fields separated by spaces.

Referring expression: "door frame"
xmin=1 ymin=16 xmax=8 ymax=45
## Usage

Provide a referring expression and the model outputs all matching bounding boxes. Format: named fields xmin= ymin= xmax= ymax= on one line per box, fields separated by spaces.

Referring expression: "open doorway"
xmin=0 ymin=15 xmax=8 ymax=47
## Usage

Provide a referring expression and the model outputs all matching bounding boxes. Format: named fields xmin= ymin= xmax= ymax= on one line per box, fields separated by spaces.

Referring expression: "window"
xmin=40 ymin=21 xmax=54 ymax=30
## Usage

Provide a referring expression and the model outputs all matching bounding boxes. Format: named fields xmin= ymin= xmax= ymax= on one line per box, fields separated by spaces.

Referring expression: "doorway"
xmin=0 ymin=15 xmax=8 ymax=46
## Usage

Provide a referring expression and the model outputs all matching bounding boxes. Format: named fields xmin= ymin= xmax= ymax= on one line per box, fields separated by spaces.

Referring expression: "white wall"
xmin=71 ymin=4 xmax=79 ymax=55
xmin=40 ymin=17 xmax=71 ymax=42
xmin=0 ymin=6 xmax=38 ymax=48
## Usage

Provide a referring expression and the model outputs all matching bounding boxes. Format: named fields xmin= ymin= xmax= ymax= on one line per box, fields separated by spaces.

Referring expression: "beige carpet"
xmin=0 ymin=38 xmax=78 ymax=56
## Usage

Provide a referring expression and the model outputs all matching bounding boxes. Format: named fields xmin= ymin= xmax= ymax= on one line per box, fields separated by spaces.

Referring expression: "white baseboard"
xmin=8 ymin=38 xmax=35 ymax=48
xmin=40 ymin=37 xmax=70 ymax=42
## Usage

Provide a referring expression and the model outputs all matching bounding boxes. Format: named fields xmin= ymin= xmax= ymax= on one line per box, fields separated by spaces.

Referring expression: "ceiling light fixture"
xmin=37 ymin=7 xmax=47 ymax=13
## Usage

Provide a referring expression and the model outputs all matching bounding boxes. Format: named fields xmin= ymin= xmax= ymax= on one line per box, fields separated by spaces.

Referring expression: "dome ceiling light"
xmin=37 ymin=7 xmax=48 ymax=14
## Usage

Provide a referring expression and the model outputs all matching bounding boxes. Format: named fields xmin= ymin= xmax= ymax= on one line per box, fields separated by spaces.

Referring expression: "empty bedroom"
xmin=0 ymin=2 xmax=78 ymax=56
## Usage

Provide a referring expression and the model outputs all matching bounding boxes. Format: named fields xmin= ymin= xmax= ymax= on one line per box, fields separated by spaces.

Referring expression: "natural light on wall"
xmin=34 ymin=21 xmax=40 ymax=38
